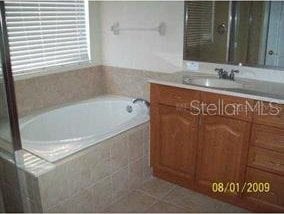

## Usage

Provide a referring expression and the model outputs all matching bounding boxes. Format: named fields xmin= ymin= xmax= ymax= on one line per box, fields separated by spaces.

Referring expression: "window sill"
xmin=12 ymin=62 xmax=99 ymax=81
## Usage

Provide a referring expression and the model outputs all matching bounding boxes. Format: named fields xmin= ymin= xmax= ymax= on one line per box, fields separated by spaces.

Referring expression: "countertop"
xmin=149 ymin=72 xmax=284 ymax=104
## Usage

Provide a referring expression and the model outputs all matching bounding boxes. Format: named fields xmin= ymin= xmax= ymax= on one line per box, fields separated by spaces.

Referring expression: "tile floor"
xmin=104 ymin=177 xmax=248 ymax=213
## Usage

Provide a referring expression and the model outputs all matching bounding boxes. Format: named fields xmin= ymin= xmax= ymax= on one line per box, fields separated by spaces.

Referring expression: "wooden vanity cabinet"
xmin=196 ymin=115 xmax=250 ymax=197
xmin=150 ymin=84 xmax=200 ymax=187
xmin=253 ymin=102 xmax=284 ymax=129
xmin=250 ymin=124 xmax=284 ymax=153
xmin=151 ymin=104 xmax=199 ymax=186
xmin=150 ymin=83 xmax=284 ymax=212
xmin=245 ymin=167 xmax=284 ymax=212
xmin=244 ymin=107 xmax=284 ymax=212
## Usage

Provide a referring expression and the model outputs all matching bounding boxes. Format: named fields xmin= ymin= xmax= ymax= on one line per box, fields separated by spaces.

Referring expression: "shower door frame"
xmin=0 ymin=1 xmax=22 ymax=151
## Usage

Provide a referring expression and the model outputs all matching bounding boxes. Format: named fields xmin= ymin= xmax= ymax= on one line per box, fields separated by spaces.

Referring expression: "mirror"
xmin=183 ymin=1 xmax=284 ymax=69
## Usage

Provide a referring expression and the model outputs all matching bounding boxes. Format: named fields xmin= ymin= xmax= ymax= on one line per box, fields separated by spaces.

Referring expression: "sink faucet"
xmin=215 ymin=68 xmax=239 ymax=81
xmin=229 ymin=69 xmax=240 ymax=81
xmin=215 ymin=68 xmax=229 ymax=79
xmin=132 ymin=98 xmax=150 ymax=108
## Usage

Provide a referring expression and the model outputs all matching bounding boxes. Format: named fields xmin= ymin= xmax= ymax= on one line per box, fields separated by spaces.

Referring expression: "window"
xmin=5 ymin=0 xmax=90 ymax=74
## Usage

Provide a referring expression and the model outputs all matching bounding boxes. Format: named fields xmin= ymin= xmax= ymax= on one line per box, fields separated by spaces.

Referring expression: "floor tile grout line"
xmin=145 ymin=198 xmax=190 ymax=213
xmin=133 ymin=179 xmax=193 ymax=212
xmin=155 ymin=185 xmax=198 ymax=212
xmin=136 ymin=183 xmax=177 ymax=201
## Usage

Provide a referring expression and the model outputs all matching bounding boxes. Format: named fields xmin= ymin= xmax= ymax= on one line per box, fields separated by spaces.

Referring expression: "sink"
xmin=189 ymin=78 xmax=243 ymax=89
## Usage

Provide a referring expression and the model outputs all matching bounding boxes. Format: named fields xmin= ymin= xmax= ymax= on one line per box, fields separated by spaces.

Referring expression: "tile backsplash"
xmin=14 ymin=66 xmax=106 ymax=116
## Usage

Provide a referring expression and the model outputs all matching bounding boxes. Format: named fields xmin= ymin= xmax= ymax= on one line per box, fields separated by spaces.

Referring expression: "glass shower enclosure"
xmin=0 ymin=1 xmax=23 ymax=212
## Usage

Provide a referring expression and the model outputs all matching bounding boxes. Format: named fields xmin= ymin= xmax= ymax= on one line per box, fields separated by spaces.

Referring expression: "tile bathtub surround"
xmin=13 ymin=64 xmax=181 ymax=117
xmin=10 ymin=122 xmax=152 ymax=213
xmin=102 ymin=65 xmax=183 ymax=100
xmin=12 ymin=64 xmax=183 ymax=116
xmin=0 ymin=184 xmax=4 ymax=212
xmin=0 ymin=82 xmax=9 ymax=119
xmin=0 ymin=156 xmax=30 ymax=213
xmin=14 ymin=65 xmax=106 ymax=116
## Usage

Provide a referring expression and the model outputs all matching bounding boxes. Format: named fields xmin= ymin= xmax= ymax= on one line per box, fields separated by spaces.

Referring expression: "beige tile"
xmin=128 ymin=158 xmax=144 ymax=191
xmin=90 ymin=158 xmax=112 ymax=183
xmin=103 ymin=66 xmax=148 ymax=99
xmin=146 ymin=201 xmax=187 ymax=213
xmin=84 ymin=139 xmax=111 ymax=162
xmin=138 ymin=177 xmax=176 ymax=199
xmin=63 ymin=142 xmax=111 ymax=194
xmin=102 ymin=65 xmax=182 ymax=101
xmin=142 ymin=155 xmax=152 ymax=181
xmin=63 ymin=158 xmax=92 ymax=195
xmin=28 ymin=198 xmax=43 ymax=213
xmin=0 ymin=185 xmax=4 ymax=212
xmin=128 ymin=126 xmax=144 ymax=161
xmin=111 ymin=166 xmax=129 ymax=202
xmin=143 ymin=123 xmax=150 ymax=157
xmin=2 ymin=158 xmax=18 ymax=187
xmin=110 ymin=134 xmax=129 ymax=172
xmin=2 ymin=183 xmax=23 ymax=213
xmin=92 ymin=176 xmax=113 ymax=212
xmin=163 ymin=185 xmax=245 ymax=213
xmin=63 ymin=157 xmax=111 ymax=196
xmin=45 ymin=204 xmax=64 ymax=213
xmin=214 ymin=201 xmax=248 ymax=213
xmin=17 ymin=169 xmax=41 ymax=206
xmin=0 ymin=159 xmax=3 ymax=185
xmin=47 ymin=189 xmax=94 ymax=213
xmin=105 ymin=190 xmax=157 ymax=213
xmin=21 ymin=197 xmax=33 ymax=213
xmin=15 ymin=66 xmax=106 ymax=116
xmin=38 ymin=165 xmax=70 ymax=210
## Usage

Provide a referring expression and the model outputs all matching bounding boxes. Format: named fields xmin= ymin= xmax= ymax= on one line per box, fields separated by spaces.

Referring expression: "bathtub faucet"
xmin=132 ymin=98 xmax=150 ymax=108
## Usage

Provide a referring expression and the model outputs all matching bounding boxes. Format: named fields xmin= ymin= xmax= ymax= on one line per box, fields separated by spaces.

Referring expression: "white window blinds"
xmin=185 ymin=1 xmax=215 ymax=47
xmin=5 ymin=0 xmax=90 ymax=73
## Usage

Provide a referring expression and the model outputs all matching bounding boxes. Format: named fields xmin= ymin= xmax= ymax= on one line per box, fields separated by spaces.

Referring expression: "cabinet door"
xmin=151 ymin=104 xmax=199 ymax=186
xmin=196 ymin=115 xmax=250 ymax=195
xmin=245 ymin=167 xmax=284 ymax=212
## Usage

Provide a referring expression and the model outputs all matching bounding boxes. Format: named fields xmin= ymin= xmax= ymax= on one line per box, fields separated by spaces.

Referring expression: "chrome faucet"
xmin=215 ymin=68 xmax=229 ymax=79
xmin=229 ymin=69 xmax=240 ymax=81
xmin=215 ymin=68 xmax=239 ymax=81
xmin=132 ymin=98 xmax=150 ymax=108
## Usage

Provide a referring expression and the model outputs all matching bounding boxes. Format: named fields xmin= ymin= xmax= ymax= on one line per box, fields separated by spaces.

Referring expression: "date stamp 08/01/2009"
xmin=212 ymin=182 xmax=270 ymax=193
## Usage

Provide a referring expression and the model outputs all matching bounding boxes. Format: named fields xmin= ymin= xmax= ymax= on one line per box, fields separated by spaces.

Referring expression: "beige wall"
xmin=96 ymin=1 xmax=184 ymax=73
xmin=94 ymin=1 xmax=284 ymax=83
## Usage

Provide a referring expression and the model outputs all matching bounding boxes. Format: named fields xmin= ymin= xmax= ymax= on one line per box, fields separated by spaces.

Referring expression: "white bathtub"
xmin=19 ymin=96 xmax=149 ymax=162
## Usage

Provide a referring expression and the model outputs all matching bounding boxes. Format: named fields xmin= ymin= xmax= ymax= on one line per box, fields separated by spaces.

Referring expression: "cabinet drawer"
xmin=245 ymin=167 xmax=284 ymax=212
xmin=150 ymin=84 xmax=200 ymax=109
xmin=253 ymin=102 xmax=284 ymax=129
xmin=251 ymin=124 xmax=284 ymax=153
xmin=248 ymin=146 xmax=284 ymax=175
xmin=200 ymin=92 xmax=253 ymax=121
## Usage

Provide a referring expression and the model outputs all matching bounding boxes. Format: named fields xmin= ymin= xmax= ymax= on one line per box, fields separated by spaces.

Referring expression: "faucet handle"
xmin=215 ymin=68 xmax=224 ymax=79
xmin=231 ymin=69 xmax=240 ymax=73
xmin=229 ymin=69 xmax=240 ymax=80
